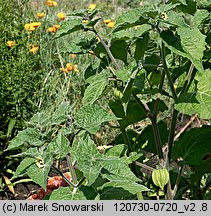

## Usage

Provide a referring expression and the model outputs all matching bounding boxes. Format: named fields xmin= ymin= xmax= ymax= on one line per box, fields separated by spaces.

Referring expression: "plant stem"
xmin=121 ymin=128 xmax=132 ymax=152
xmin=172 ymin=166 xmax=183 ymax=198
xmin=52 ymin=165 xmax=75 ymax=188
xmin=92 ymin=28 xmax=120 ymax=71
xmin=167 ymin=108 xmax=178 ymax=162
xmin=161 ymin=42 xmax=177 ymax=100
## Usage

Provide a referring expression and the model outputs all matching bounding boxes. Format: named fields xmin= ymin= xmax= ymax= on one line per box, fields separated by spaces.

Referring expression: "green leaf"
xmin=137 ymin=121 xmax=168 ymax=154
xmin=82 ymin=73 xmax=107 ymax=105
xmin=72 ymin=135 xmax=102 ymax=185
xmin=12 ymin=158 xmax=35 ymax=180
xmin=47 ymin=131 xmax=70 ymax=159
xmin=100 ymin=181 xmax=148 ymax=196
xmin=55 ymin=19 xmax=83 ymax=38
xmin=75 ymin=104 xmax=117 ymax=134
xmin=193 ymin=9 xmax=209 ymax=27
xmin=134 ymin=33 xmax=150 ymax=61
xmin=173 ymin=126 xmax=211 ymax=166
xmin=112 ymin=24 xmax=151 ymax=40
xmin=122 ymin=79 xmax=134 ymax=103
xmin=105 ymin=144 xmax=127 ymax=157
xmin=101 ymin=158 xmax=140 ymax=182
xmin=110 ymin=40 xmax=128 ymax=65
xmin=49 ymin=187 xmax=87 ymax=200
xmin=177 ymin=26 xmax=206 ymax=72
xmin=112 ymin=8 xmax=155 ymax=33
xmin=175 ymin=70 xmax=211 ymax=119
xmin=27 ymin=153 xmax=53 ymax=190
xmin=6 ymin=128 xmax=43 ymax=151
xmin=6 ymin=118 xmax=16 ymax=138
xmin=29 ymin=112 xmax=49 ymax=127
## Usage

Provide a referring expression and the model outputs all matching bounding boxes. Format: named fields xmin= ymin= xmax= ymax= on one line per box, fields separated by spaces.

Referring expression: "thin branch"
xmin=52 ymin=165 xmax=75 ymax=188
xmin=92 ymin=28 xmax=120 ymax=71
xmin=133 ymin=161 xmax=155 ymax=172
xmin=172 ymin=166 xmax=183 ymax=198
xmin=179 ymin=63 xmax=195 ymax=96
xmin=174 ymin=114 xmax=198 ymax=141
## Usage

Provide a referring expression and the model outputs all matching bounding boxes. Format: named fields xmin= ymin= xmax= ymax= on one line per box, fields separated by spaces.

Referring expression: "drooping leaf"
xmin=75 ymin=104 xmax=117 ymax=134
xmin=6 ymin=128 xmax=43 ymax=151
xmin=134 ymin=33 xmax=150 ymax=61
xmin=175 ymin=70 xmax=211 ymax=119
xmin=173 ymin=126 xmax=211 ymax=166
xmin=82 ymin=73 xmax=107 ymax=105
xmin=110 ymin=39 xmax=128 ymax=65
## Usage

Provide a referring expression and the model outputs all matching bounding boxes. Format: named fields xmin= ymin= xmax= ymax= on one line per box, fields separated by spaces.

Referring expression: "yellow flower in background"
xmin=37 ymin=12 xmax=46 ymax=18
xmin=103 ymin=19 xmax=112 ymax=24
xmin=24 ymin=22 xmax=42 ymax=31
xmin=45 ymin=0 xmax=57 ymax=6
xmin=60 ymin=63 xmax=79 ymax=73
xmin=29 ymin=45 xmax=39 ymax=54
xmin=57 ymin=12 xmax=66 ymax=21
xmin=69 ymin=54 xmax=77 ymax=58
xmin=107 ymin=21 xmax=115 ymax=29
xmin=47 ymin=25 xmax=60 ymax=33
xmin=6 ymin=40 xmax=16 ymax=48
xmin=88 ymin=3 xmax=96 ymax=11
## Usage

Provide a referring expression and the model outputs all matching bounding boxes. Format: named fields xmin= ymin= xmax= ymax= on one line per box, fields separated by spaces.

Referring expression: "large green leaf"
xmin=193 ymin=9 xmax=209 ymax=27
xmin=175 ymin=70 xmax=211 ymax=119
xmin=72 ymin=135 xmax=102 ymax=185
xmin=27 ymin=153 xmax=53 ymax=190
xmin=6 ymin=128 xmax=43 ymax=151
xmin=173 ymin=126 xmax=211 ymax=166
xmin=100 ymin=181 xmax=148 ymax=198
xmin=75 ymin=104 xmax=117 ymax=134
xmin=177 ymin=27 xmax=206 ymax=72
xmin=46 ymin=131 xmax=70 ymax=159
xmin=112 ymin=8 xmax=156 ymax=33
xmin=55 ymin=19 xmax=83 ymax=38
xmin=110 ymin=40 xmax=128 ymax=65
xmin=82 ymin=73 xmax=107 ymax=105
xmin=49 ymin=187 xmax=87 ymax=200
xmin=101 ymin=158 xmax=140 ymax=182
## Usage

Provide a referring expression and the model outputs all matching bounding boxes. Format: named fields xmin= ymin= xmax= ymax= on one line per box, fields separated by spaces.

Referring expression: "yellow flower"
xmin=29 ymin=45 xmax=39 ymax=54
xmin=160 ymin=12 xmax=168 ymax=20
xmin=82 ymin=19 xmax=89 ymax=24
xmin=47 ymin=25 xmax=60 ymax=33
xmin=6 ymin=40 xmax=16 ymax=48
xmin=37 ymin=12 xmax=46 ymax=18
xmin=24 ymin=22 xmax=42 ymax=31
xmin=69 ymin=54 xmax=77 ymax=58
xmin=107 ymin=21 xmax=115 ymax=29
xmin=103 ymin=19 xmax=112 ymax=24
xmin=88 ymin=3 xmax=96 ymax=11
xmin=45 ymin=0 xmax=57 ymax=6
xmin=57 ymin=12 xmax=66 ymax=21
